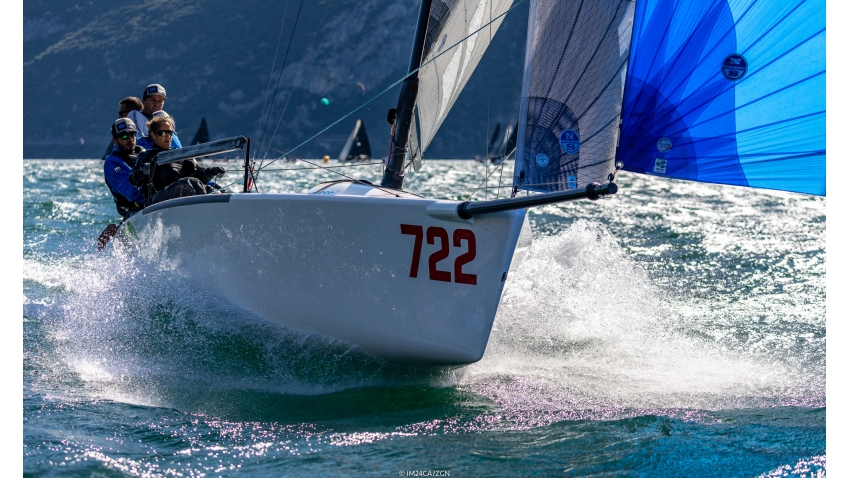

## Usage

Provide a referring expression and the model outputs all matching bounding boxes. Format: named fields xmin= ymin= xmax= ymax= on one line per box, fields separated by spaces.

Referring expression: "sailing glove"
xmin=209 ymin=167 xmax=226 ymax=177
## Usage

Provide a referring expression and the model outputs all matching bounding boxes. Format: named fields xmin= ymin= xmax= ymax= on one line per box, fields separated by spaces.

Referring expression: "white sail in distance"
xmin=514 ymin=0 xmax=634 ymax=193
xmin=414 ymin=0 xmax=514 ymax=158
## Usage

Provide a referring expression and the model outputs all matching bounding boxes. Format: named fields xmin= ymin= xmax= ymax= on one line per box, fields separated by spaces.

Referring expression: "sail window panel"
xmin=514 ymin=0 xmax=634 ymax=193
xmin=619 ymin=0 xmax=825 ymax=196
xmin=415 ymin=0 xmax=514 ymax=156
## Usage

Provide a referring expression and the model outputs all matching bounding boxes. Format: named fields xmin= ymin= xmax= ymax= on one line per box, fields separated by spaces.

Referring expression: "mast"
xmin=380 ymin=0 xmax=433 ymax=190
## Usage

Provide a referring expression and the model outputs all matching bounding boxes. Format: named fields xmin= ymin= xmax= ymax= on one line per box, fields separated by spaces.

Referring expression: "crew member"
xmin=103 ymin=118 xmax=145 ymax=218
xmin=102 ymin=96 xmax=145 ymax=160
xmin=137 ymin=111 xmax=224 ymax=191
xmin=119 ymin=96 xmax=143 ymax=118
xmin=130 ymin=115 xmax=225 ymax=205
xmin=137 ymin=110 xmax=182 ymax=150
xmin=126 ymin=84 xmax=182 ymax=148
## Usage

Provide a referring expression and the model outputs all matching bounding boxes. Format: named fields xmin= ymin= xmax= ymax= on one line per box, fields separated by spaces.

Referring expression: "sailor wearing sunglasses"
xmin=130 ymin=114 xmax=225 ymax=206
xmin=103 ymin=118 xmax=145 ymax=218
xmin=137 ymin=110 xmax=182 ymax=150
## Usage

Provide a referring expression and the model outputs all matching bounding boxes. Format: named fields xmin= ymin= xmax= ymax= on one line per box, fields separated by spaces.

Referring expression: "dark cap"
xmin=111 ymin=117 xmax=138 ymax=137
xmin=143 ymin=84 xmax=167 ymax=100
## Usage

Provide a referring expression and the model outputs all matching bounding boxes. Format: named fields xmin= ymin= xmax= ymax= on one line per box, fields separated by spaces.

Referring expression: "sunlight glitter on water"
xmin=24 ymin=159 xmax=825 ymax=476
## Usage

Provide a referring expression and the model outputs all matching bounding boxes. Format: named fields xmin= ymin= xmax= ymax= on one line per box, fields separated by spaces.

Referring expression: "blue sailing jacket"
xmin=104 ymin=147 xmax=145 ymax=215
xmin=137 ymin=134 xmax=182 ymax=151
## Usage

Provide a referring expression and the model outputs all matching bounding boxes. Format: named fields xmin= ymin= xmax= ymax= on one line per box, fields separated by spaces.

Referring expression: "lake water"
xmin=23 ymin=159 xmax=825 ymax=476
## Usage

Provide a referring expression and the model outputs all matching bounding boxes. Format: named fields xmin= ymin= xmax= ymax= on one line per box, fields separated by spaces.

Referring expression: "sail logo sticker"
xmin=567 ymin=175 xmax=577 ymax=189
xmin=722 ymin=54 xmax=748 ymax=80
xmin=535 ymin=153 xmax=549 ymax=167
xmin=657 ymin=137 xmax=672 ymax=153
xmin=559 ymin=129 xmax=580 ymax=154
xmin=654 ymin=158 xmax=667 ymax=174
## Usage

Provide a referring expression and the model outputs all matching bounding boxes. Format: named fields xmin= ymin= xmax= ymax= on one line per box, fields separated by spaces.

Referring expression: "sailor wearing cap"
xmin=125 ymin=84 xmax=181 ymax=149
xmin=103 ymin=117 xmax=145 ymax=218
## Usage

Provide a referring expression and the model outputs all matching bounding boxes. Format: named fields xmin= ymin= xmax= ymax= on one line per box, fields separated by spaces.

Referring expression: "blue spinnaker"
xmin=618 ymin=0 xmax=826 ymax=196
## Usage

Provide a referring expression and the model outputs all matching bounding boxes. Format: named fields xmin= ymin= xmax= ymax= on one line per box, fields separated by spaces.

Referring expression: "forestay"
xmin=513 ymin=0 xmax=635 ymax=193
xmin=619 ymin=0 xmax=826 ymax=196
xmin=415 ymin=0 xmax=514 ymax=159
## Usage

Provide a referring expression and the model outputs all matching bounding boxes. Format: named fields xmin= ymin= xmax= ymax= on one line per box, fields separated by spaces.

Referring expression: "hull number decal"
xmin=400 ymin=225 xmax=477 ymax=285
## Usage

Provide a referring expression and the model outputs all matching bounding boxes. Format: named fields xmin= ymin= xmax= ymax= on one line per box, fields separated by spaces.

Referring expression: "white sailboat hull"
xmin=123 ymin=190 xmax=527 ymax=364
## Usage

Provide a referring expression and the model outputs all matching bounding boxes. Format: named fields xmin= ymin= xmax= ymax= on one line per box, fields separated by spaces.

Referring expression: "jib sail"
xmin=513 ymin=0 xmax=635 ymax=193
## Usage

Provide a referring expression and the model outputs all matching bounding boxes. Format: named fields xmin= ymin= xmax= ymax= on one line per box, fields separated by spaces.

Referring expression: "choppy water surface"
xmin=24 ymin=159 xmax=825 ymax=476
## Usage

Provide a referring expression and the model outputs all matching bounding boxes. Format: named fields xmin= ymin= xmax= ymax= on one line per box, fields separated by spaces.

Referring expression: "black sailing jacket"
xmin=129 ymin=145 xmax=221 ymax=205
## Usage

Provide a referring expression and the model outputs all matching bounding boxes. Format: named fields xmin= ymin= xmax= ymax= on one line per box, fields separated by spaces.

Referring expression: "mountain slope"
xmin=24 ymin=0 xmax=527 ymax=159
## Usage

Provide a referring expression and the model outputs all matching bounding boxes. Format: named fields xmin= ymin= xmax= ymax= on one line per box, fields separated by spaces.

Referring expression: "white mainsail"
xmin=513 ymin=0 xmax=634 ymax=193
xmin=414 ymin=0 xmax=515 ymax=158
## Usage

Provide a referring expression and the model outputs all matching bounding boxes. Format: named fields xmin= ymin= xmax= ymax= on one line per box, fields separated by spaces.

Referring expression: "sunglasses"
xmin=154 ymin=130 xmax=174 ymax=137
xmin=118 ymin=133 xmax=135 ymax=140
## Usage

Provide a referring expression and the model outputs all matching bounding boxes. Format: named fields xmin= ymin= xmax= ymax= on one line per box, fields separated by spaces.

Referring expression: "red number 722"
xmin=400 ymin=224 xmax=477 ymax=285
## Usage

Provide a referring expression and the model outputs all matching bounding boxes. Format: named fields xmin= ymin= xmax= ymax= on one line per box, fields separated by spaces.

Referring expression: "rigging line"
xmin=255 ymin=0 xmax=530 ymax=175
xmin=256 ymin=0 xmax=306 ymax=159
xmin=253 ymin=142 xmax=406 ymax=197
xmin=263 ymin=0 xmax=333 ymax=163
xmin=517 ymin=179 xmax=612 ymax=188
xmin=469 ymin=183 xmax=516 ymax=190
xmin=254 ymin=0 xmax=292 ymax=147
xmin=465 ymin=146 xmax=516 ymax=201
xmin=215 ymin=162 xmax=385 ymax=173
xmin=496 ymin=151 xmax=505 ymax=199
xmin=485 ymin=0 xmax=493 ymax=201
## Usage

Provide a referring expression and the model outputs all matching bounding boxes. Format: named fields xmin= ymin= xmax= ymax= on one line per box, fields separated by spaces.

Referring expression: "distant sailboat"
xmin=486 ymin=122 xmax=502 ymax=162
xmin=190 ymin=118 xmax=210 ymax=146
xmin=476 ymin=122 xmax=502 ymax=163
xmin=475 ymin=122 xmax=502 ymax=163
xmin=491 ymin=121 xmax=517 ymax=164
xmin=338 ymin=118 xmax=372 ymax=161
